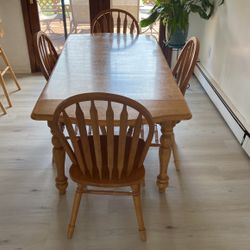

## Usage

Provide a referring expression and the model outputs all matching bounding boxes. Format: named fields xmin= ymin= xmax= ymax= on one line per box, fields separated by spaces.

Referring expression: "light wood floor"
xmin=0 ymin=74 xmax=250 ymax=250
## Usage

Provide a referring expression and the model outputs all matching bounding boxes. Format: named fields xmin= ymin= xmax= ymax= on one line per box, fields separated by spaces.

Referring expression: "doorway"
xmin=21 ymin=0 xmax=110 ymax=71
xmin=21 ymin=0 xmax=161 ymax=72
xmin=37 ymin=0 xmax=91 ymax=52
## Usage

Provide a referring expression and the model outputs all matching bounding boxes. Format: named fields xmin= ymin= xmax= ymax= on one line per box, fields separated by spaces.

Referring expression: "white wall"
xmin=189 ymin=0 xmax=250 ymax=132
xmin=0 ymin=0 xmax=31 ymax=73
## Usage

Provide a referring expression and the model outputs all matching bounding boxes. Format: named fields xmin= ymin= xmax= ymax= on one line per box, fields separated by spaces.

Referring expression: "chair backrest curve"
xmin=35 ymin=31 xmax=59 ymax=81
xmin=172 ymin=37 xmax=200 ymax=96
xmin=91 ymin=8 xmax=140 ymax=35
xmin=52 ymin=92 xmax=154 ymax=180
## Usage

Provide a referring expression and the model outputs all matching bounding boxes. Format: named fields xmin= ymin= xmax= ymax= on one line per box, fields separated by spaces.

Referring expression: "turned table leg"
xmin=48 ymin=121 xmax=68 ymax=194
xmin=157 ymin=121 xmax=175 ymax=192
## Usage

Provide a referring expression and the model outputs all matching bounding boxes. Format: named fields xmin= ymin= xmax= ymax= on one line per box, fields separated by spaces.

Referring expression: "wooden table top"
xmin=31 ymin=34 xmax=192 ymax=123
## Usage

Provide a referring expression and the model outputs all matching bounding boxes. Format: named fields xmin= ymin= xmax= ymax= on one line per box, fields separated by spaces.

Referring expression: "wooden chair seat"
xmin=70 ymin=135 xmax=145 ymax=187
xmin=70 ymin=164 xmax=145 ymax=187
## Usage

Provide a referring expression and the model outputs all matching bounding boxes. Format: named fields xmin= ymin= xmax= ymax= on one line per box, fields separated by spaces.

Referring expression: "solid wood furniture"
xmin=149 ymin=37 xmax=200 ymax=170
xmin=35 ymin=31 xmax=59 ymax=81
xmin=0 ymin=47 xmax=21 ymax=108
xmin=0 ymin=100 xmax=6 ymax=114
xmin=91 ymin=8 xmax=140 ymax=35
xmin=173 ymin=37 xmax=200 ymax=95
xmin=52 ymin=92 xmax=154 ymax=240
xmin=171 ymin=37 xmax=200 ymax=168
xmin=31 ymin=34 xmax=192 ymax=194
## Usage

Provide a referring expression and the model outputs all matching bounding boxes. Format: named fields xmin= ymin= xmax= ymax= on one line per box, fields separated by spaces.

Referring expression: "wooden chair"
xmin=0 ymin=47 xmax=21 ymax=108
xmin=52 ymin=92 xmax=154 ymax=241
xmin=173 ymin=37 xmax=200 ymax=96
xmin=0 ymin=100 xmax=6 ymax=115
xmin=35 ymin=31 xmax=59 ymax=81
xmin=152 ymin=37 xmax=200 ymax=170
xmin=91 ymin=8 xmax=140 ymax=35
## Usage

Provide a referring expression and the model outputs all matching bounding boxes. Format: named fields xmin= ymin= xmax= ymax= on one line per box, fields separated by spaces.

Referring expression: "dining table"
xmin=31 ymin=33 xmax=192 ymax=194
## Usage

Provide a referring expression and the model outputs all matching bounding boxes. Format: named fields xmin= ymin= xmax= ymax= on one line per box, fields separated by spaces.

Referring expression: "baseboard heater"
xmin=194 ymin=63 xmax=250 ymax=157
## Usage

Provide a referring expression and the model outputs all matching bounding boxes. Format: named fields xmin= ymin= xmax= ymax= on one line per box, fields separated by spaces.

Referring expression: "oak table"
xmin=31 ymin=34 xmax=192 ymax=194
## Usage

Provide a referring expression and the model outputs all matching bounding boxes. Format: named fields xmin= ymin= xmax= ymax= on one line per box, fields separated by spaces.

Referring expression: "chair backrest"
xmin=35 ymin=31 xmax=59 ymax=81
xmin=91 ymin=8 xmax=140 ymax=35
xmin=52 ymin=92 xmax=154 ymax=180
xmin=172 ymin=37 xmax=200 ymax=96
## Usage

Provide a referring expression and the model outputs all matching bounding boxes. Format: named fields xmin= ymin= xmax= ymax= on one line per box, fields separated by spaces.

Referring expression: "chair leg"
xmin=67 ymin=185 xmax=84 ymax=239
xmin=1 ymin=48 xmax=21 ymax=91
xmin=0 ymin=74 xmax=12 ymax=107
xmin=171 ymin=133 xmax=180 ymax=171
xmin=8 ymin=67 xmax=21 ymax=91
xmin=0 ymin=101 xmax=6 ymax=114
xmin=131 ymin=184 xmax=146 ymax=241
